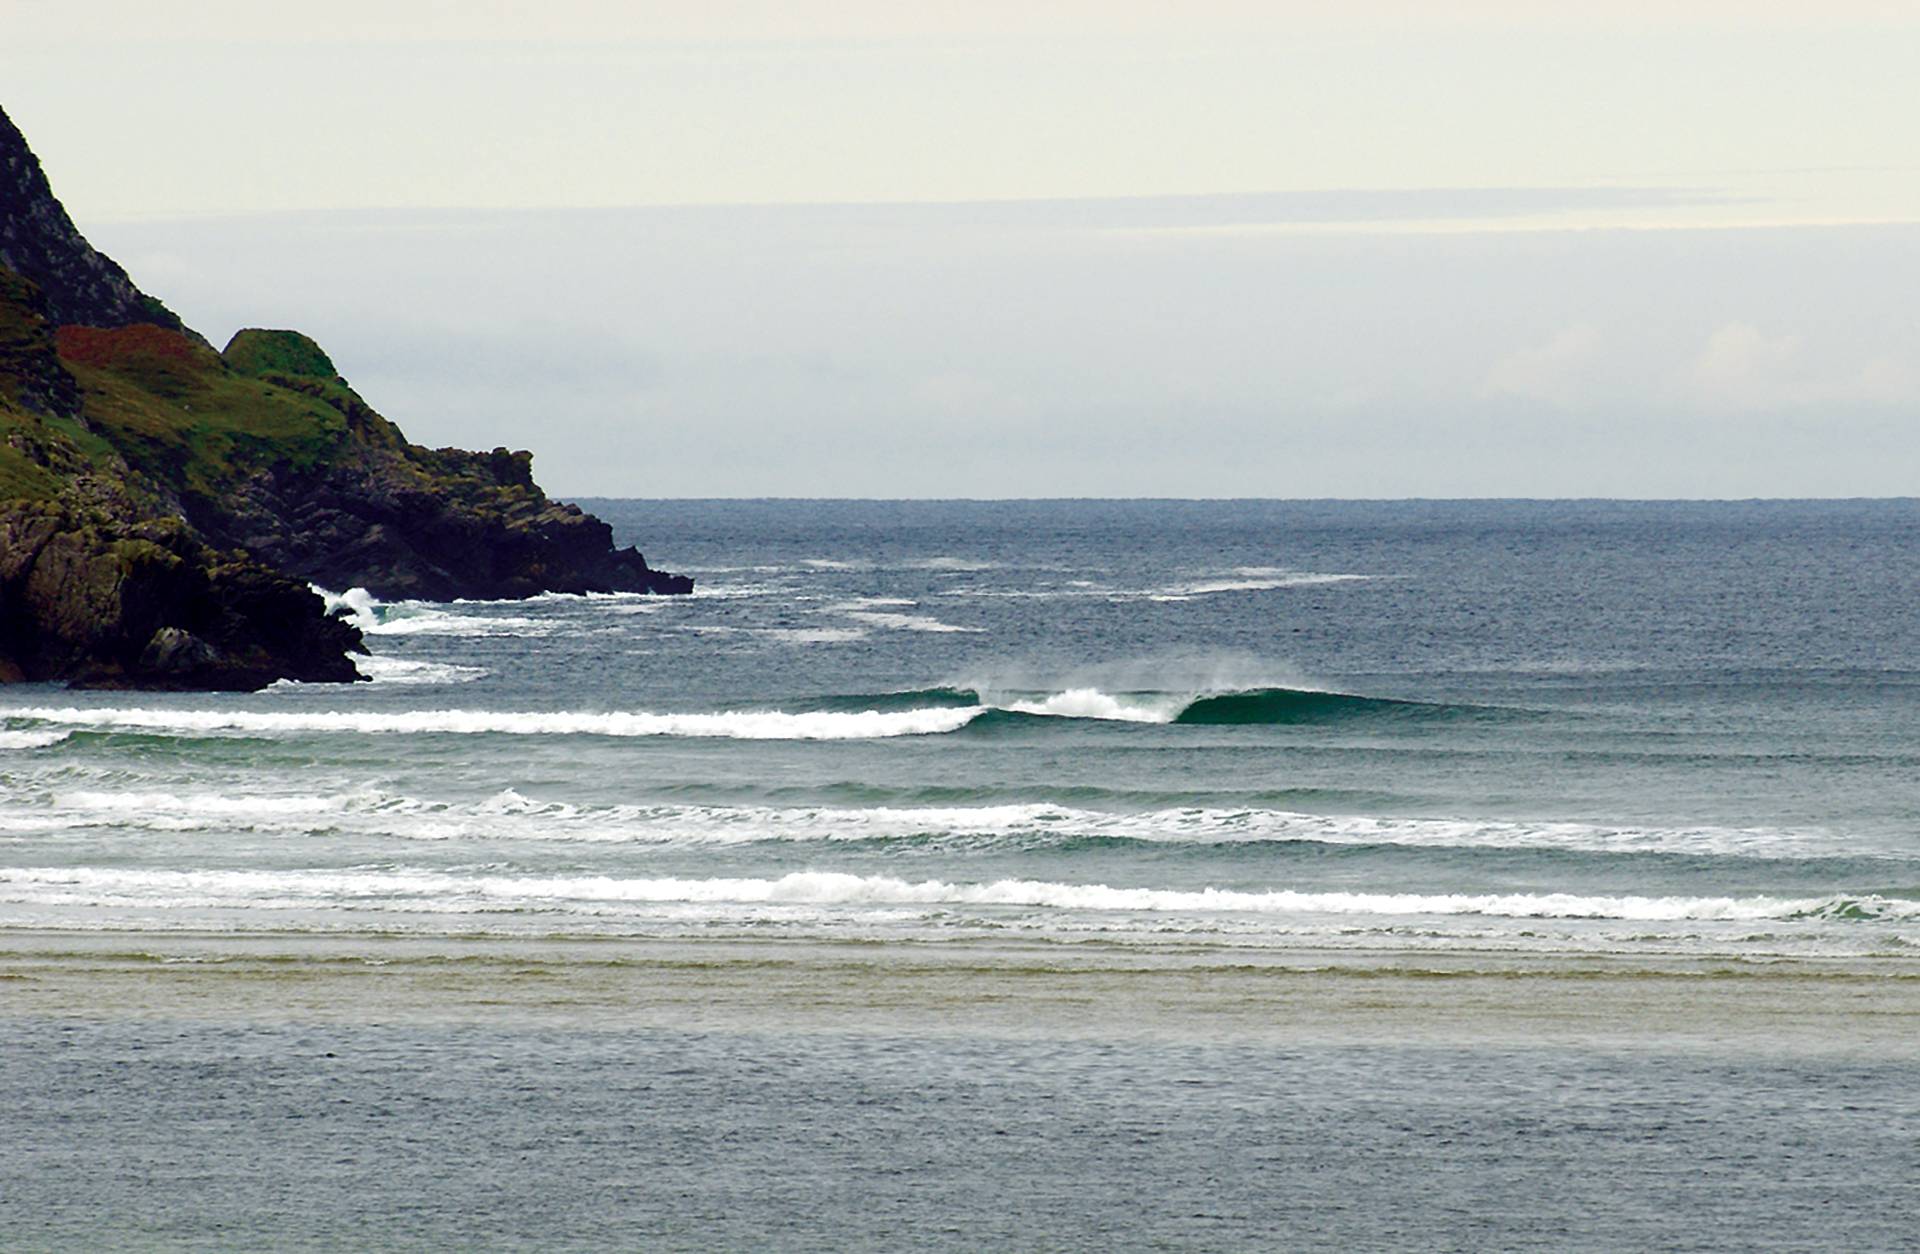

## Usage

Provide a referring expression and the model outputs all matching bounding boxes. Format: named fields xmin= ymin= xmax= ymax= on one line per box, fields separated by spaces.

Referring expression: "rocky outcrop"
xmin=0 ymin=502 xmax=363 ymax=689
xmin=0 ymin=104 xmax=689 ymax=689
xmin=202 ymin=330 xmax=692 ymax=600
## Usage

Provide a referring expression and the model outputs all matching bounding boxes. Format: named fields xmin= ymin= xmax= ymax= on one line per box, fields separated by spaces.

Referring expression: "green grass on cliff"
xmin=55 ymin=325 xmax=357 ymax=508
xmin=0 ymin=418 xmax=64 ymax=500
xmin=221 ymin=328 xmax=339 ymax=382
xmin=0 ymin=401 xmax=125 ymax=502
xmin=2 ymin=281 xmax=547 ymax=555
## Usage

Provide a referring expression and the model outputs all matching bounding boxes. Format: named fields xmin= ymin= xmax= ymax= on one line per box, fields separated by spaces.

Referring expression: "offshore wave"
xmin=1174 ymin=687 xmax=1453 ymax=724
xmin=808 ymin=684 xmax=1482 ymax=726
xmin=3 ymin=865 xmax=1915 ymax=924
xmin=1 ymin=684 xmax=1491 ymax=743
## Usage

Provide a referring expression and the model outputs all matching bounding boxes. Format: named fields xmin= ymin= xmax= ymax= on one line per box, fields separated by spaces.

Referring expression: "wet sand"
xmin=6 ymin=929 xmax=1917 ymax=1053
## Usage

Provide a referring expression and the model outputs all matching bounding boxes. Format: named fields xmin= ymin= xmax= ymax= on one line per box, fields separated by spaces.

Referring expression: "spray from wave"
xmin=803 ymin=683 xmax=1478 ymax=726
xmin=314 ymin=586 xmax=551 ymax=638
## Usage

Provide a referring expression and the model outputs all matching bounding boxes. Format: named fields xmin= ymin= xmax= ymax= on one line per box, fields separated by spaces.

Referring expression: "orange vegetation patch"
xmin=56 ymin=323 xmax=213 ymax=371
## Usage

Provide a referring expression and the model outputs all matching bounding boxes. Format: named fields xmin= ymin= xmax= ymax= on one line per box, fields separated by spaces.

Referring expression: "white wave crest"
xmin=350 ymin=655 xmax=489 ymax=685
xmin=907 ymin=557 xmax=997 ymax=572
xmin=0 ymin=730 xmax=69 ymax=750
xmin=362 ymin=611 xmax=548 ymax=638
xmin=840 ymin=610 xmax=983 ymax=634
xmin=758 ymin=627 xmax=872 ymax=645
xmin=311 ymin=585 xmax=550 ymax=637
xmin=59 ymin=790 xmax=348 ymax=816
xmin=2 ymin=704 xmax=985 ymax=741
xmin=315 ymin=585 xmax=381 ymax=629
xmin=1000 ymin=688 xmax=1179 ymax=723
xmin=1150 ymin=573 xmax=1373 ymax=601
xmin=2 ymin=792 xmax=1857 ymax=861
xmin=2 ymin=865 xmax=1912 ymax=924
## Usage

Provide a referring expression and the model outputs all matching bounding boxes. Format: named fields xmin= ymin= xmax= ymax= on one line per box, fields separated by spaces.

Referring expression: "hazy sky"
xmin=4 ymin=2 xmax=1917 ymax=495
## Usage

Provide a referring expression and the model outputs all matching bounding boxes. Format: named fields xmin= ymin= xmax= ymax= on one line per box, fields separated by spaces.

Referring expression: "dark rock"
xmin=139 ymin=626 xmax=223 ymax=674
xmin=196 ymin=411 xmax=694 ymax=600
xmin=0 ymin=268 xmax=79 ymax=417
xmin=0 ymin=501 xmax=365 ymax=691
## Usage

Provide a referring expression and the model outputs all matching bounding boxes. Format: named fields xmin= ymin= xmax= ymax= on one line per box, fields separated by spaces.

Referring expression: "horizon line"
xmin=558 ymin=495 xmax=1920 ymax=504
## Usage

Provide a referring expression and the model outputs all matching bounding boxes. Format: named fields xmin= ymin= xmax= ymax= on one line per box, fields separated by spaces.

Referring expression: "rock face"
xmin=0 ymin=105 xmax=689 ymax=688
xmin=199 ymin=330 xmax=693 ymax=600
xmin=0 ymin=503 xmax=362 ymax=689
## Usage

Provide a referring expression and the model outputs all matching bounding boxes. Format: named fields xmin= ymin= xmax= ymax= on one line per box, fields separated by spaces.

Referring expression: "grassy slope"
xmin=54 ymin=325 xmax=354 ymax=512
xmin=2 ymin=266 xmax=618 ymax=606
xmin=0 ymin=404 xmax=114 ymax=501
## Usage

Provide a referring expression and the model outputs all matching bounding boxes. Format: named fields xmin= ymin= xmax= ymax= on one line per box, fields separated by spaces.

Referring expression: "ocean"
xmin=3 ymin=498 xmax=1918 ymax=1249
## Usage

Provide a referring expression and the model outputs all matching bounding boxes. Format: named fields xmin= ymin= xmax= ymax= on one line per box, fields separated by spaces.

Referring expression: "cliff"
xmin=0 ymin=108 xmax=197 ymax=339
xmin=0 ymin=104 xmax=688 ymax=688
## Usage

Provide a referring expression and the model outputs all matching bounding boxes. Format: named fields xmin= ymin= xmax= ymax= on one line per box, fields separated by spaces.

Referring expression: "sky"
xmin=3 ymin=2 xmax=1917 ymax=496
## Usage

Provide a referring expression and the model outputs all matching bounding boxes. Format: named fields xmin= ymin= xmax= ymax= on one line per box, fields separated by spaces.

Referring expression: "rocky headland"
xmin=0 ymin=104 xmax=688 ymax=689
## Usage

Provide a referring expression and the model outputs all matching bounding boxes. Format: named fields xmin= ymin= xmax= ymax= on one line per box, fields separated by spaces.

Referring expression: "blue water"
xmin=3 ymin=499 xmax=1918 ymax=1248
xmin=4 ymin=499 xmax=1917 ymax=956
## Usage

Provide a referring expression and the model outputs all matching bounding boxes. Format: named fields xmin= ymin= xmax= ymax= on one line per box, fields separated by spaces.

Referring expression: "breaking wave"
xmin=315 ymin=586 xmax=551 ymax=638
xmin=2 ymin=865 xmax=1914 ymax=924
xmin=0 ymin=705 xmax=984 ymax=741
xmin=0 ymin=684 xmax=1485 ymax=744
xmin=807 ymin=684 xmax=1479 ymax=726
xmin=0 ymin=729 xmax=70 ymax=751
xmin=349 ymin=655 xmax=489 ymax=685
xmin=10 ymin=790 xmax=1866 ymax=862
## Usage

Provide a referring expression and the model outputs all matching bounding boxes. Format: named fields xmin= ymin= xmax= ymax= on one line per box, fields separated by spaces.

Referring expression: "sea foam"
xmin=5 ymin=792 xmax=1860 ymax=861
xmin=2 ymin=865 xmax=1913 ymax=924
xmin=350 ymin=655 xmax=489 ymax=685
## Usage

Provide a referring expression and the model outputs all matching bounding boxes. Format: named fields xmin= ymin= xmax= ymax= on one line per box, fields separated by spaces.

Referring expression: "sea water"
xmin=3 ymin=499 xmax=1917 ymax=1248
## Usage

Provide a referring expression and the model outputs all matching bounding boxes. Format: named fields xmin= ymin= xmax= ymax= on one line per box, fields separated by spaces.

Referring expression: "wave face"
xmin=1173 ymin=687 xmax=1465 ymax=725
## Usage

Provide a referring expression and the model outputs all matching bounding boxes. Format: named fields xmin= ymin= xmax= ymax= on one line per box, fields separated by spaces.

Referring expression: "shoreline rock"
xmin=1 ymin=104 xmax=690 ymax=690
xmin=0 ymin=502 xmax=364 ymax=690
